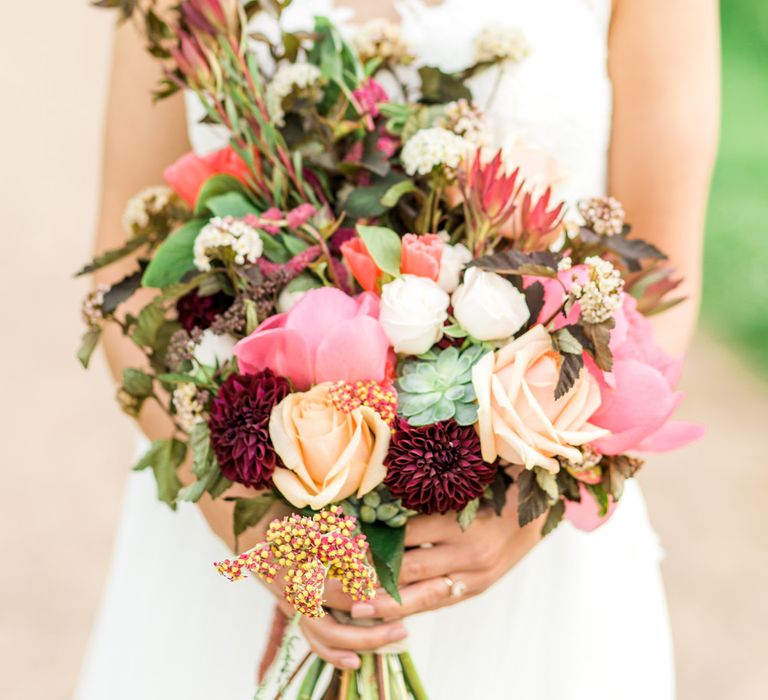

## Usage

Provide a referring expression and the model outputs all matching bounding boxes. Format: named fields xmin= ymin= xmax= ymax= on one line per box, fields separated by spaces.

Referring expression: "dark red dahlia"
xmin=209 ymin=370 xmax=291 ymax=489
xmin=176 ymin=290 xmax=232 ymax=332
xmin=384 ymin=419 xmax=496 ymax=514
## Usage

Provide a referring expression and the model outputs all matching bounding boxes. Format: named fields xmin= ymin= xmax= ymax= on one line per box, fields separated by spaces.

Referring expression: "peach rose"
xmin=269 ymin=383 xmax=391 ymax=509
xmin=472 ymin=325 xmax=609 ymax=472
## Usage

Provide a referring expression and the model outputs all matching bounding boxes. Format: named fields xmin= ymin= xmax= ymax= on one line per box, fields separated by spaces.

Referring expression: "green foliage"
xmin=194 ymin=175 xmax=255 ymax=216
xmin=396 ymin=345 xmax=484 ymax=426
xmin=228 ymin=494 xmax=276 ymax=549
xmin=133 ymin=438 xmax=188 ymax=508
xmin=361 ymin=521 xmax=405 ymax=603
xmin=541 ymin=499 xmax=565 ymax=536
xmin=345 ymin=486 xmax=416 ymax=528
xmin=76 ymin=235 xmax=147 ymax=276
xmin=457 ymin=498 xmax=480 ymax=531
xmin=178 ymin=422 xmax=231 ymax=503
xmin=205 ymin=192 xmax=259 ymax=219
xmin=356 ymin=225 xmax=402 ymax=277
xmin=418 ymin=66 xmax=472 ymax=104
xmin=77 ymin=327 xmax=101 ymax=369
xmin=516 ymin=469 xmax=551 ymax=528
xmin=131 ymin=302 xmax=165 ymax=347
xmin=344 ymin=174 xmax=408 ymax=218
xmin=142 ymin=219 xmax=205 ymax=288
xmin=121 ymin=368 xmax=154 ymax=398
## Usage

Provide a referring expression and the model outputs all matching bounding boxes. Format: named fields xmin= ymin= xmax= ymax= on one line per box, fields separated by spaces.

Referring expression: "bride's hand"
xmin=349 ymin=492 xmax=543 ymax=622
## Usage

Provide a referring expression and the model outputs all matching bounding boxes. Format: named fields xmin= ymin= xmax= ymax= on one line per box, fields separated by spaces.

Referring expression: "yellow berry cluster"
xmin=328 ymin=380 xmax=398 ymax=427
xmin=213 ymin=506 xmax=376 ymax=618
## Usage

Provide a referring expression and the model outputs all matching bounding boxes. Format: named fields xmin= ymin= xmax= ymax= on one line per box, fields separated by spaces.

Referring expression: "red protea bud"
xmin=181 ymin=0 xmax=240 ymax=40
xmin=170 ymin=30 xmax=216 ymax=89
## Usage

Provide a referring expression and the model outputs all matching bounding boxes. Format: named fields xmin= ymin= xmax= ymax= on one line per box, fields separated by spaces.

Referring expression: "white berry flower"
xmin=351 ymin=19 xmax=411 ymax=63
xmin=193 ymin=216 xmax=264 ymax=271
xmin=571 ymin=256 xmax=625 ymax=324
xmin=437 ymin=99 xmax=491 ymax=146
xmin=172 ymin=383 xmax=206 ymax=433
xmin=265 ymin=63 xmax=323 ymax=126
xmin=578 ymin=197 xmax=626 ymax=237
xmin=474 ymin=25 xmax=532 ymax=64
xmin=122 ymin=186 xmax=175 ymax=236
xmin=401 ymin=127 xmax=472 ymax=176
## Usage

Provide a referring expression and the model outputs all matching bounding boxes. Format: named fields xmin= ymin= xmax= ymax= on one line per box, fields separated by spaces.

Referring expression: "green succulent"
xmin=395 ymin=344 xmax=485 ymax=426
xmin=345 ymin=486 xmax=417 ymax=528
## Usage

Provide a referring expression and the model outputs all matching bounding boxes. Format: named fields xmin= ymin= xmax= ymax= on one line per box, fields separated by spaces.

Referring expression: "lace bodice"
xmin=186 ymin=0 xmax=613 ymax=203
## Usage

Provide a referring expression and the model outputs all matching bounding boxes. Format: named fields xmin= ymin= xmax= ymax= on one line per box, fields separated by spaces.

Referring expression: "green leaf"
xmin=585 ymin=482 xmax=610 ymax=517
xmin=556 ymin=468 xmax=582 ymax=502
xmin=131 ymin=302 xmax=165 ymax=347
xmin=380 ymin=179 xmax=418 ymax=208
xmin=418 ymin=66 xmax=472 ymax=104
xmin=102 ymin=270 xmax=143 ymax=315
xmin=555 ymin=352 xmax=584 ymax=400
xmin=205 ymin=191 xmax=259 ymax=218
xmin=457 ymin=498 xmax=480 ymax=531
xmin=133 ymin=438 xmax=188 ymax=508
xmin=77 ymin=327 xmax=101 ymax=368
xmin=541 ymin=500 xmax=565 ymax=536
xmin=194 ymin=175 xmax=252 ymax=216
xmin=581 ymin=318 xmax=615 ymax=372
xmin=361 ymin=521 xmax=405 ymax=603
xmin=343 ymin=174 xmax=407 ymax=218
xmin=553 ymin=328 xmax=583 ymax=355
xmin=534 ymin=467 xmax=559 ymax=502
xmin=259 ymin=231 xmax=291 ymax=263
xmin=228 ymin=494 xmax=275 ymax=548
xmin=75 ymin=235 xmax=147 ymax=276
xmin=142 ymin=219 xmax=205 ymax=288
xmin=471 ymin=250 xmax=561 ymax=278
xmin=516 ymin=469 xmax=550 ymax=528
xmin=121 ymin=368 xmax=154 ymax=398
xmin=357 ymin=225 xmax=402 ymax=277
xmin=156 ymin=372 xmax=211 ymax=387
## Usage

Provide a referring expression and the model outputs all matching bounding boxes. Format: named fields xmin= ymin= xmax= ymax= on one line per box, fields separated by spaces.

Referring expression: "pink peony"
xmin=400 ymin=234 xmax=443 ymax=281
xmin=588 ymin=295 xmax=704 ymax=454
xmin=164 ymin=146 xmax=253 ymax=207
xmin=234 ymin=287 xmax=389 ymax=390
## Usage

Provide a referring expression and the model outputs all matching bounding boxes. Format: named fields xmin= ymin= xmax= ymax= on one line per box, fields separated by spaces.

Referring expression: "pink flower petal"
xmin=564 ymin=485 xmax=617 ymax=532
xmin=634 ymin=420 xmax=705 ymax=452
xmin=284 ymin=287 xmax=361 ymax=356
xmin=234 ymin=328 xmax=314 ymax=390
xmin=314 ymin=316 xmax=389 ymax=384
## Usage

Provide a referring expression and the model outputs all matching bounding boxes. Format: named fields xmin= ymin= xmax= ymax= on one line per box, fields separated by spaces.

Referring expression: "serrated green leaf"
xmin=517 ymin=469 xmax=550 ymax=527
xmin=534 ymin=466 xmax=559 ymax=502
xmin=131 ymin=302 xmax=165 ymax=347
xmin=585 ymin=482 xmax=610 ymax=517
xmin=457 ymin=498 xmax=480 ymax=531
xmin=77 ymin=327 xmax=101 ymax=368
xmin=142 ymin=219 xmax=205 ymax=288
xmin=75 ymin=235 xmax=147 ymax=276
xmin=361 ymin=521 xmax=405 ymax=603
xmin=356 ymin=225 xmax=402 ymax=277
xmin=121 ymin=368 xmax=154 ymax=398
xmin=541 ymin=500 xmax=565 ymax=536
xmin=156 ymin=372 xmax=211 ymax=387
xmin=554 ymin=328 xmax=583 ymax=355
xmin=229 ymin=494 xmax=275 ymax=548
xmin=133 ymin=438 xmax=187 ymax=508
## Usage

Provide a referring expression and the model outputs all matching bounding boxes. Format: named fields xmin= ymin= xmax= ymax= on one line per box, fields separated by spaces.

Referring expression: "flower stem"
xmin=359 ymin=654 xmax=379 ymax=700
xmin=398 ymin=653 xmax=429 ymax=700
xmin=387 ymin=656 xmax=409 ymax=700
xmin=297 ymin=657 xmax=326 ymax=700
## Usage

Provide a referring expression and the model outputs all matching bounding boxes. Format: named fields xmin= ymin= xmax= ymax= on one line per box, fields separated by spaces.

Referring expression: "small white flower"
xmin=276 ymin=287 xmax=307 ymax=313
xmin=578 ymin=197 xmax=626 ymax=237
xmin=557 ymin=256 xmax=573 ymax=272
xmin=81 ymin=284 xmax=110 ymax=327
xmin=172 ymin=383 xmax=206 ymax=433
xmin=571 ymin=256 xmax=624 ymax=324
xmin=437 ymin=242 xmax=473 ymax=293
xmin=401 ymin=127 xmax=472 ymax=177
xmin=122 ymin=186 xmax=174 ymax=236
xmin=265 ymin=63 xmax=323 ymax=126
xmin=379 ymin=275 xmax=450 ymax=355
xmin=193 ymin=216 xmax=264 ymax=272
xmin=193 ymin=329 xmax=237 ymax=367
xmin=351 ymin=19 xmax=411 ymax=63
xmin=452 ymin=268 xmax=530 ymax=341
xmin=474 ymin=25 xmax=532 ymax=64
xmin=437 ymin=99 xmax=491 ymax=146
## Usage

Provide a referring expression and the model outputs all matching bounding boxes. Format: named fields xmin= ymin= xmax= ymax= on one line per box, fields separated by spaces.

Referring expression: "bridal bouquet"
xmin=80 ymin=1 xmax=701 ymax=697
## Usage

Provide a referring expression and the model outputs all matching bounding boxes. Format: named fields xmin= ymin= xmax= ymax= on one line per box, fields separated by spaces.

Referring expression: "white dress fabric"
xmin=76 ymin=1 xmax=675 ymax=698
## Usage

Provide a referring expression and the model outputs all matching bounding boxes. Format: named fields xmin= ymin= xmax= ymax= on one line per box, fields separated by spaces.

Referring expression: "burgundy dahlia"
xmin=385 ymin=418 xmax=496 ymax=514
xmin=176 ymin=290 xmax=232 ymax=332
xmin=209 ymin=370 xmax=291 ymax=489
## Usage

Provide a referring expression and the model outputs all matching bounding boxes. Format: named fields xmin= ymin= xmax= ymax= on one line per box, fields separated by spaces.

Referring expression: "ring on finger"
xmin=442 ymin=575 xmax=467 ymax=598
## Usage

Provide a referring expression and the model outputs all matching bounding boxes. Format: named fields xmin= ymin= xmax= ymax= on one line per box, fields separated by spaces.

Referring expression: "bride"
xmin=77 ymin=0 xmax=718 ymax=698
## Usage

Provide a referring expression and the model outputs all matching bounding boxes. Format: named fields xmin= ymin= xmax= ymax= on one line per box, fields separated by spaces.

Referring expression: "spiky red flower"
xmin=176 ymin=290 xmax=232 ymax=332
xmin=518 ymin=187 xmax=565 ymax=248
xmin=208 ymin=370 xmax=291 ymax=488
xmin=460 ymin=148 xmax=521 ymax=226
xmin=384 ymin=418 xmax=496 ymax=514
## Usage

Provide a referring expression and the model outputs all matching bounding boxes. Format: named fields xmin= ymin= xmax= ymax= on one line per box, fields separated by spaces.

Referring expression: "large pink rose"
xmin=472 ymin=324 xmax=609 ymax=472
xmin=234 ymin=287 xmax=389 ymax=390
xmin=589 ymin=295 xmax=704 ymax=454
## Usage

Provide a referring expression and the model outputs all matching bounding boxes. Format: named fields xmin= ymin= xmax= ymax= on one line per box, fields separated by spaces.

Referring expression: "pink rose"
xmin=269 ymin=383 xmax=390 ymax=509
xmin=340 ymin=237 xmax=382 ymax=293
xmin=589 ymin=295 xmax=704 ymax=454
xmin=164 ymin=146 xmax=253 ymax=206
xmin=400 ymin=233 xmax=443 ymax=281
xmin=234 ymin=287 xmax=389 ymax=390
xmin=472 ymin=324 xmax=609 ymax=472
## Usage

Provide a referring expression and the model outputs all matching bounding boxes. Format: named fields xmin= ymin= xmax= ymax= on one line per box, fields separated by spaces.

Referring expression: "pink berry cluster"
xmin=213 ymin=506 xmax=376 ymax=618
xmin=328 ymin=380 xmax=398 ymax=427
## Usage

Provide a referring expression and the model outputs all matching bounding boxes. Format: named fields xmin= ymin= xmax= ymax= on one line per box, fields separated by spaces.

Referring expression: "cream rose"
xmin=437 ymin=241 xmax=472 ymax=293
xmin=472 ymin=325 xmax=609 ymax=472
xmin=379 ymin=275 xmax=450 ymax=354
xmin=451 ymin=268 xmax=530 ymax=341
xmin=269 ymin=383 xmax=391 ymax=509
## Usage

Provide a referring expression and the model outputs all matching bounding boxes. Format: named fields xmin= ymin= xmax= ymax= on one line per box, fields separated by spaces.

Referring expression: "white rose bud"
xmin=380 ymin=275 xmax=450 ymax=355
xmin=451 ymin=268 xmax=530 ymax=341
xmin=437 ymin=242 xmax=472 ymax=293
xmin=194 ymin=330 xmax=237 ymax=367
xmin=276 ymin=287 xmax=307 ymax=313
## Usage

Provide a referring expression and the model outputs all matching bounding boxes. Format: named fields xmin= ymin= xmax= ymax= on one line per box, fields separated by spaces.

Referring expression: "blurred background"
xmin=0 ymin=2 xmax=766 ymax=699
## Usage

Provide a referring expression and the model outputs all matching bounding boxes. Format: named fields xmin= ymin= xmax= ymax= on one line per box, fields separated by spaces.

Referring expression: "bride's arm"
xmin=350 ymin=0 xmax=721 ymax=622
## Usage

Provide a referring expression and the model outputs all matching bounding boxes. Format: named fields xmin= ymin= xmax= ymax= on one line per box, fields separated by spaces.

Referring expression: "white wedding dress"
xmin=76 ymin=1 xmax=675 ymax=698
